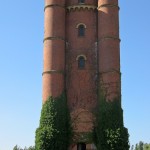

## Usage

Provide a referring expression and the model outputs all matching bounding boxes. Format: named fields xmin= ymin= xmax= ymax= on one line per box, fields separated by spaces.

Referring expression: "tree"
xmin=13 ymin=145 xmax=35 ymax=150
xmin=144 ymin=143 xmax=150 ymax=150
xmin=131 ymin=145 xmax=134 ymax=150
xmin=13 ymin=145 xmax=19 ymax=150
xmin=139 ymin=141 xmax=144 ymax=150
xmin=135 ymin=144 xmax=139 ymax=150
xmin=133 ymin=142 xmax=150 ymax=150
xmin=27 ymin=146 xmax=35 ymax=150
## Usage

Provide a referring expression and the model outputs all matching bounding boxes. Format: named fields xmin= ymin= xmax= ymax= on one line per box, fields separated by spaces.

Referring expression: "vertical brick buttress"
xmin=98 ymin=0 xmax=121 ymax=100
xmin=42 ymin=0 xmax=66 ymax=102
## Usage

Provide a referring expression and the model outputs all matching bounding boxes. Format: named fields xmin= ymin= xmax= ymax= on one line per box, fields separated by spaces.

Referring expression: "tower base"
xmin=69 ymin=143 xmax=97 ymax=150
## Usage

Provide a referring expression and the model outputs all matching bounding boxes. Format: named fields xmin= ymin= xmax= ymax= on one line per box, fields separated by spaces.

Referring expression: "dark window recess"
xmin=78 ymin=25 xmax=85 ymax=36
xmin=79 ymin=0 xmax=85 ymax=3
xmin=78 ymin=56 xmax=85 ymax=69
xmin=77 ymin=143 xmax=86 ymax=150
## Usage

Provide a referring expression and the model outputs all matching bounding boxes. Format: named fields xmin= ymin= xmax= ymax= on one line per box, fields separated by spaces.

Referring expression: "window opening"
xmin=79 ymin=0 xmax=85 ymax=3
xmin=78 ymin=25 xmax=85 ymax=36
xmin=78 ymin=56 xmax=85 ymax=69
xmin=77 ymin=143 xmax=86 ymax=150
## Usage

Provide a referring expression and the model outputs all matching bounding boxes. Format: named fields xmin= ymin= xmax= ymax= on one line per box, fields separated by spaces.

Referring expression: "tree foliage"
xmin=13 ymin=145 xmax=35 ymax=150
xmin=35 ymin=92 xmax=72 ymax=150
xmin=131 ymin=142 xmax=150 ymax=150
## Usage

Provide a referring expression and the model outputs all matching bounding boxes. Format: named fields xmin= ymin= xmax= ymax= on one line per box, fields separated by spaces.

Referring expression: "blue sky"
xmin=0 ymin=0 xmax=150 ymax=149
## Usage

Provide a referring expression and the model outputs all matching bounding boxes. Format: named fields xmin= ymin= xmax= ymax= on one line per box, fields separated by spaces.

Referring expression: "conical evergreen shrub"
xmin=35 ymin=93 xmax=72 ymax=150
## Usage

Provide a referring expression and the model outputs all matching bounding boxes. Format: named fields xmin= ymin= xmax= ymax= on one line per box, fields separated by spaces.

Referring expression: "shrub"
xmin=94 ymin=92 xmax=129 ymax=150
xmin=35 ymin=92 xmax=72 ymax=150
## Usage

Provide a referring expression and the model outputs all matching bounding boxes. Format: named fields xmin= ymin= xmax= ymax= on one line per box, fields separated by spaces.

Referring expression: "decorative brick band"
xmin=43 ymin=36 xmax=66 ymax=42
xmin=99 ymin=69 xmax=121 ymax=75
xmin=42 ymin=70 xmax=64 ymax=76
xmin=98 ymin=4 xmax=120 ymax=10
xmin=44 ymin=4 xmax=65 ymax=11
xmin=67 ymin=4 xmax=97 ymax=12
xmin=99 ymin=36 xmax=121 ymax=42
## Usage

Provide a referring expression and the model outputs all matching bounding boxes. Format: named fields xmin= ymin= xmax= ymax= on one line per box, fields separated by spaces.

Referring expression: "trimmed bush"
xmin=94 ymin=93 xmax=130 ymax=150
xmin=35 ymin=92 xmax=72 ymax=150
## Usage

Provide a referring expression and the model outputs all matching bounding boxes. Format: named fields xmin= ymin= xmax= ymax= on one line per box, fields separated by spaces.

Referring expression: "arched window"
xmin=79 ymin=0 xmax=85 ymax=4
xmin=78 ymin=56 xmax=85 ymax=69
xmin=78 ymin=25 xmax=85 ymax=36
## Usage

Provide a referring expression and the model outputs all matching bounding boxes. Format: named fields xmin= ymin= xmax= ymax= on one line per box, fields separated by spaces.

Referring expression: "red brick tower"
xmin=42 ymin=0 xmax=121 ymax=149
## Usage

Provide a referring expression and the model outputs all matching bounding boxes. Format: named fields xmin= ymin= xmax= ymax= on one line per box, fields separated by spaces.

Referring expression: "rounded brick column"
xmin=42 ymin=0 xmax=66 ymax=102
xmin=98 ymin=0 xmax=121 ymax=100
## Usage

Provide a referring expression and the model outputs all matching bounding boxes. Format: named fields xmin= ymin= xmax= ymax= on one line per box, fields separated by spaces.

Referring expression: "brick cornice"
xmin=42 ymin=70 xmax=64 ymax=76
xmin=43 ymin=36 xmax=66 ymax=42
xmin=98 ymin=36 xmax=121 ymax=42
xmin=98 ymin=4 xmax=120 ymax=10
xmin=44 ymin=4 xmax=65 ymax=11
xmin=99 ymin=69 xmax=121 ymax=75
